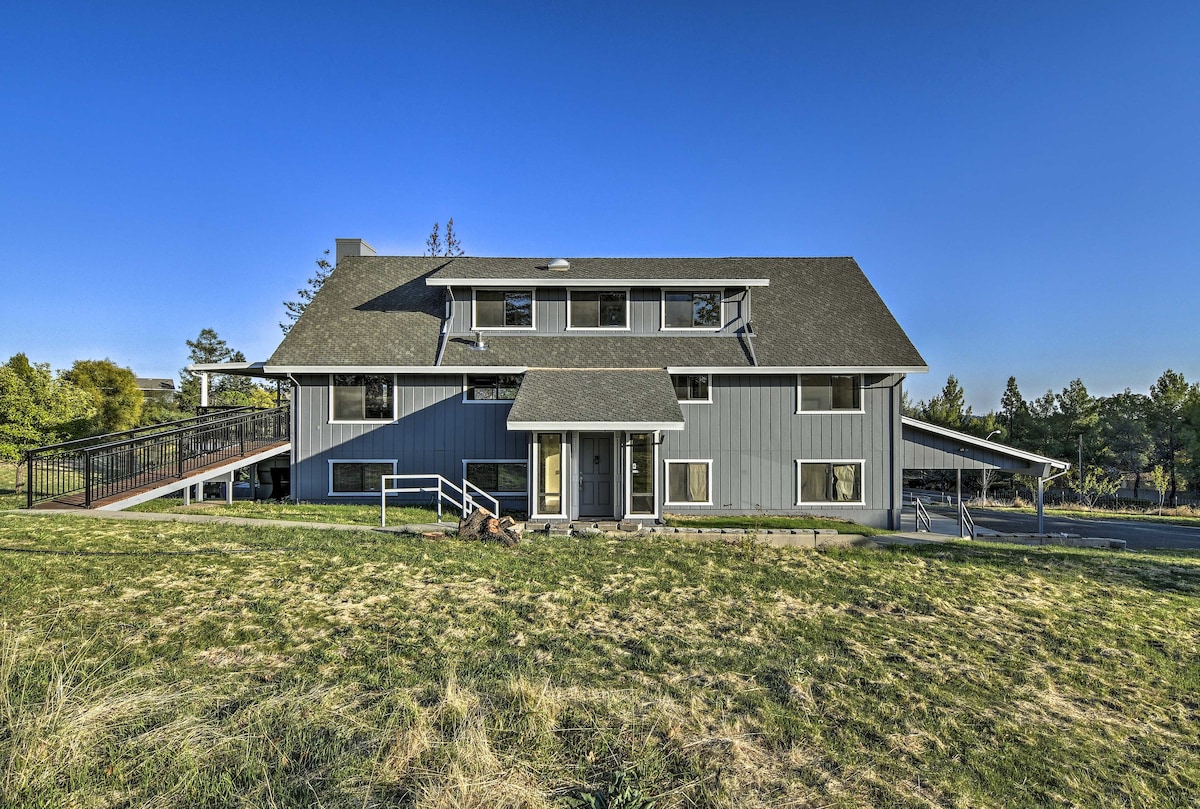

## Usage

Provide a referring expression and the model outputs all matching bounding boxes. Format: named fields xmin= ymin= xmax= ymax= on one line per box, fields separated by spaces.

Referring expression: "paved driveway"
xmin=929 ymin=505 xmax=1200 ymax=551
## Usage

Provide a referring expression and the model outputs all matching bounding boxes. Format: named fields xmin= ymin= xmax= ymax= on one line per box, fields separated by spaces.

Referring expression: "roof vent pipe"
xmin=470 ymin=331 xmax=488 ymax=351
xmin=548 ymin=258 xmax=570 ymax=271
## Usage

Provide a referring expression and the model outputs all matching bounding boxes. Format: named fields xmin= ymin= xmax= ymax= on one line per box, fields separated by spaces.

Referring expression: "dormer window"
xmin=568 ymin=290 xmax=628 ymax=329
xmin=662 ymin=290 xmax=722 ymax=329
xmin=474 ymin=290 xmax=534 ymax=329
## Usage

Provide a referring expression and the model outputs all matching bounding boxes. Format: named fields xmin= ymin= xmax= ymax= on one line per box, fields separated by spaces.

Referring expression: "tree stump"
xmin=457 ymin=508 xmax=520 ymax=547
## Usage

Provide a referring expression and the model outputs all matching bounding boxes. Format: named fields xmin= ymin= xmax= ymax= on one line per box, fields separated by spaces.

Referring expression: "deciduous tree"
xmin=64 ymin=359 xmax=143 ymax=435
xmin=0 ymin=354 xmax=95 ymax=461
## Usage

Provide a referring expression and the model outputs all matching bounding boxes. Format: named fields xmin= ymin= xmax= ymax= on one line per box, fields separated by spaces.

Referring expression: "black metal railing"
xmin=26 ymin=406 xmax=290 ymax=508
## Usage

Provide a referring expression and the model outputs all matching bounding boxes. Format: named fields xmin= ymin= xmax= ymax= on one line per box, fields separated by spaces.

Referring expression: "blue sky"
xmin=2 ymin=1 xmax=1197 ymax=410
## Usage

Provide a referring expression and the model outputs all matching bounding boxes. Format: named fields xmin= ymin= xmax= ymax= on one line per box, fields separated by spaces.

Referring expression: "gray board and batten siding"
xmin=290 ymin=372 xmax=906 ymax=529
xmin=448 ymin=287 xmax=749 ymax=336
xmin=662 ymin=374 xmax=904 ymax=527
xmin=291 ymin=374 xmax=529 ymax=509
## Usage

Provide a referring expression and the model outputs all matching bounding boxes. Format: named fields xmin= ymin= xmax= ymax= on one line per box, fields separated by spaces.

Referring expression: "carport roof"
xmin=902 ymin=417 xmax=1071 ymax=477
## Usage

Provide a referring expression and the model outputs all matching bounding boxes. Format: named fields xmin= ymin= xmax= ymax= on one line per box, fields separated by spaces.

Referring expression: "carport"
xmin=902 ymin=417 xmax=1072 ymax=535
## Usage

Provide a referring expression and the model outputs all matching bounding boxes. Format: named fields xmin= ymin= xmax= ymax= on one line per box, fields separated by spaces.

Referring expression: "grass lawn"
xmin=127 ymin=498 xmax=447 ymax=526
xmin=664 ymin=513 xmax=891 ymax=536
xmin=0 ymin=461 xmax=22 ymax=511
xmin=1 ymin=514 xmax=1198 ymax=807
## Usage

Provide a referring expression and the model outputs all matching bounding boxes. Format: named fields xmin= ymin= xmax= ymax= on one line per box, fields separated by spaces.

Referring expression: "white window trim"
xmin=471 ymin=288 xmax=537 ymax=331
xmin=462 ymin=458 xmax=529 ymax=497
xmin=625 ymin=430 xmax=660 ymax=519
xmin=663 ymin=458 xmax=714 ymax=507
xmin=660 ymin=289 xmax=725 ymax=332
xmin=795 ymin=459 xmax=866 ymax=506
xmin=672 ymin=372 xmax=713 ymax=405
xmin=796 ymin=374 xmax=865 ymax=415
xmin=530 ymin=432 xmax=568 ymax=519
xmin=328 ymin=459 xmax=397 ymax=497
xmin=565 ymin=288 xmax=632 ymax=332
xmin=461 ymin=373 xmax=522 ymax=404
xmin=328 ymin=373 xmax=398 ymax=424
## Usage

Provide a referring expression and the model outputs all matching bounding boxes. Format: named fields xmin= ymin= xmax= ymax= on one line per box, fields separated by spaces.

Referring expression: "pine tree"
xmin=281 ymin=250 xmax=333 ymax=334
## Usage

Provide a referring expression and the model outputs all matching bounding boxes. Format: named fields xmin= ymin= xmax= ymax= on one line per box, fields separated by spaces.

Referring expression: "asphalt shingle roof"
xmin=266 ymin=255 xmax=926 ymax=370
xmin=507 ymin=369 xmax=684 ymax=428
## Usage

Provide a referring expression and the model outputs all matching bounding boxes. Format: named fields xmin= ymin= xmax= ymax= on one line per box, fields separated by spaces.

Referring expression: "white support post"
xmin=1037 ymin=477 xmax=1044 ymax=534
xmin=200 ymin=372 xmax=209 ymax=408
xmin=183 ymin=485 xmax=190 ymax=506
xmin=225 ymin=471 xmax=234 ymax=505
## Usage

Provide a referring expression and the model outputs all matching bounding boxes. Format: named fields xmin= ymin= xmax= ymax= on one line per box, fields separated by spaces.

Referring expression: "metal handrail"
xmin=27 ymin=407 xmax=258 ymax=454
xmin=913 ymin=494 xmax=932 ymax=533
xmin=961 ymin=503 xmax=976 ymax=539
xmin=379 ymin=474 xmax=500 ymax=527
xmin=26 ymin=406 xmax=289 ymax=508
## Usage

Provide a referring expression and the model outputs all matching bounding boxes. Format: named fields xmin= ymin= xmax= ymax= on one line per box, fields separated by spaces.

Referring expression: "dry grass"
xmin=1 ymin=512 xmax=1198 ymax=807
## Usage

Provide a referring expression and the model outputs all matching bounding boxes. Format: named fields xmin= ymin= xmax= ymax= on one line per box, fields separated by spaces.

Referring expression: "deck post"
xmin=225 ymin=471 xmax=234 ymax=505
xmin=183 ymin=484 xmax=190 ymax=506
xmin=84 ymin=450 xmax=93 ymax=508
xmin=200 ymin=373 xmax=209 ymax=408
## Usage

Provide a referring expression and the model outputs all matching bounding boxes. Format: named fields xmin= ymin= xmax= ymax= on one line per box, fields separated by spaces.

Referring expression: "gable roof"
xmin=266 ymin=256 xmax=926 ymax=371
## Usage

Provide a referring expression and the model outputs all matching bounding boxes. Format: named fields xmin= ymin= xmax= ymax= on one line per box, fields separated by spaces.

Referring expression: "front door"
xmin=579 ymin=433 xmax=614 ymax=518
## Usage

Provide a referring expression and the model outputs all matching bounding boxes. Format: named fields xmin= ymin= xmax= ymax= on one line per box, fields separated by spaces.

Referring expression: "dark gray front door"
xmin=579 ymin=433 xmax=614 ymax=517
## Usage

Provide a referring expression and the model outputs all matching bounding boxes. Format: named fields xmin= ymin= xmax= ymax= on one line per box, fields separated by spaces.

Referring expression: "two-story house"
xmin=260 ymin=239 xmax=928 ymax=528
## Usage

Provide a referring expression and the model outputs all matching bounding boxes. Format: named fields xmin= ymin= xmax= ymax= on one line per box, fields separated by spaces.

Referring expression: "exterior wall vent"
xmin=548 ymin=258 xmax=570 ymax=271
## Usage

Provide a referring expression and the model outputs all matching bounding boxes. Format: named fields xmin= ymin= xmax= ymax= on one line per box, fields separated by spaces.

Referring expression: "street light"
xmin=985 ymin=430 xmax=1002 ymax=442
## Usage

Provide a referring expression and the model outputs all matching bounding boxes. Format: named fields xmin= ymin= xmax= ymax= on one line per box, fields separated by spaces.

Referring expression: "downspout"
xmin=287 ymin=373 xmax=300 ymax=501
xmin=435 ymin=287 xmax=454 ymax=366
xmin=740 ymin=288 xmax=758 ymax=366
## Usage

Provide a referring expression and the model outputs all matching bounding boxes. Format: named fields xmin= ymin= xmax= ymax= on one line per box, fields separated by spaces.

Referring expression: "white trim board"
xmin=795 ymin=459 xmax=867 ymax=507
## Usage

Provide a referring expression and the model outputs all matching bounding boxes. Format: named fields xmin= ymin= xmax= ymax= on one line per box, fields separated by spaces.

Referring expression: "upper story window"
xmin=464 ymin=374 xmax=522 ymax=402
xmin=474 ymin=290 xmax=534 ymax=329
xmin=671 ymin=374 xmax=711 ymax=403
xmin=662 ymin=290 xmax=722 ymax=329
xmin=568 ymin=290 xmax=628 ymax=329
xmin=331 ymin=374 xmax=394 ymax=421
xmin=799 ymin=374 xmax=862 ymax=412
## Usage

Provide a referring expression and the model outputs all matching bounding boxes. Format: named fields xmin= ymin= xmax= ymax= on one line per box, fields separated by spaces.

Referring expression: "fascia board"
xmin=264 ymin=365 xmax=529 ymax=375
xmin=508 ymin=420 xmax=685 ymax=431
xmin=426 ymin=278 xmax=770 ymax=288
xmin=667 ymin=365 xmax=929 ymax=374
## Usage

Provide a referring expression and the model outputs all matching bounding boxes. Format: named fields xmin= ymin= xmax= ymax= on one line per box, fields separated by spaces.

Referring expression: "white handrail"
xmin=913 ymin=494 xmax=932 ymax=533
xmin=461 ymin=477 xmax=501 ymax=516
xmin=379 ymin=473 xmax=500 ymax=527
xmin=961 ymin=503 xmax=976 ymax=539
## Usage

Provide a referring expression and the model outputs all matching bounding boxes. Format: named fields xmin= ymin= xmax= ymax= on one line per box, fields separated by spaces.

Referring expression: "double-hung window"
xmin=568 ymin=290 xmax=627 ymax=329
xmin=474 ymin=290 xmax=533 ymax=328
xmin=663 ymin=290 xmax=722 ymax=329
xmin=671 ymin=374 xmax=711 ymax=403
xmin=798 ymin=461 xmax=863 ymax=504
xmin=799 ymin=374 xmax=862 ymax=412
xmin=464 ymin=374 xmax=522 ymax=402
xmin=331 ymin=374 xmax=394 ymax=421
